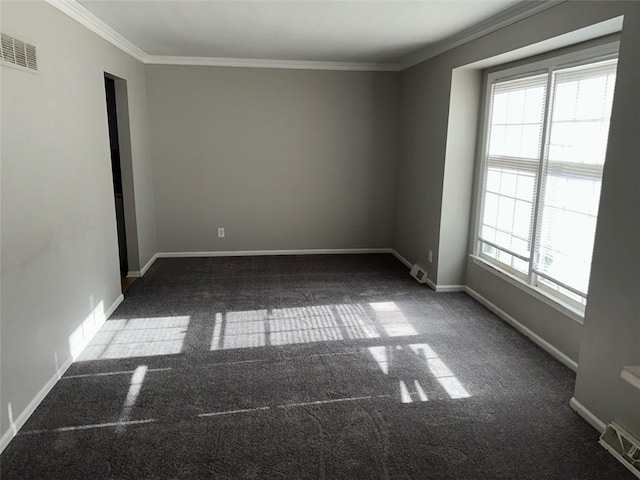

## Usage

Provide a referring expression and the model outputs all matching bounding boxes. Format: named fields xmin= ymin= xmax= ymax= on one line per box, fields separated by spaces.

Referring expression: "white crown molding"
xmin=46 ymin=0 xmax=147 ymax=62
xmin=145 ymin=55 xmax=400 ymax=72
xmin=399 ymin=0 xmax=568 ymax=70
xmin=44 ymin=0 xmax=400 ymax=71
xmin=47 ymin=0 xmax=565 ymax=72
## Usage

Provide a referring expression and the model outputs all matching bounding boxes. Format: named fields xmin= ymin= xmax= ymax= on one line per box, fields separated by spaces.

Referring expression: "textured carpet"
xmin=1 ymin=254 xmax=632 ymax=479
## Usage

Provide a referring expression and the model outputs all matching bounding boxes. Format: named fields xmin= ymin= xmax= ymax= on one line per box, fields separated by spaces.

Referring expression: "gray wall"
xmin=394 ymin=0 xmax=639 ymax=435
xmin=146 ymin=65 xmax=399 ymax=253
xmin=0 ymin=1 xmax=155 ymax=443
xmin=2 ymin=0 xmax=636 ymax=451
xmin=574 ymin=3 xmax=640 ymax=435
xmin=438 ymin=68 xmax=482 ymax=286
xmin=393 ymin=60 xmax=450 ymax=278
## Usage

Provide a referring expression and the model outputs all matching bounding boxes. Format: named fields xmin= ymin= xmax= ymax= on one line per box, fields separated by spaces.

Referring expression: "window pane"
xmin=480 ymin=73 xmax=547 ymax=260
xmin=488 ymin=246 xmax=529 ymax=275
xmin=482 ymin=192 xmax=499 ymax=228
xmin=537 ymin=275 xmax=587 ymax=307
xmin=536 ymin=192 xmax=598 ymax=293
xmin=488 ymin=74 xmax=547 ymax=160
xmin=478 ymin=53 xmax=617 ymax=310
xmin=535 ymin=58 xmax=617 ymax=295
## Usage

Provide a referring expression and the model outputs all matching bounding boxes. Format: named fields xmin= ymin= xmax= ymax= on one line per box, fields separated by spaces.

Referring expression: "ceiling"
xmin=77 ymin=0 xmax=523 ymax=67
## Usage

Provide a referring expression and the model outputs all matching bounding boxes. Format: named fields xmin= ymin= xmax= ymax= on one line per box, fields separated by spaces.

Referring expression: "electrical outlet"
xmin=428 ymin=250 xmax=433 ymax=263
xmin=218 ymin=228 xmax=225 ymax=238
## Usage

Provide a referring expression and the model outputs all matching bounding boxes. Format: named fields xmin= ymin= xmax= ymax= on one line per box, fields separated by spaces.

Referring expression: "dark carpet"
xmin=1 ymin=254 xmax=632 ymax=479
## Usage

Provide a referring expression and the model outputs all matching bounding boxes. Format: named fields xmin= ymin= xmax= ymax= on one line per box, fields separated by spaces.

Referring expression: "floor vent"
xmin=410 ymin=264 xmax=428 ymax=284
xmin=1 ymin=32 xmax=38 ymax=71
xmin=600 ymin=422 xmax=640 ymax=478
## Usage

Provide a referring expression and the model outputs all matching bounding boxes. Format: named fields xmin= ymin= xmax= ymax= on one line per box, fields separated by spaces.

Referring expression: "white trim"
xmin=105 ymin=294 xmax=124 ymax=319
xmin=569 ymin=397 xmax=606 ymax=432
xmin=390 ymin=249 xmax=413 ymax=269
xmin=0 ymin=356 xmax=73 ymax=453
xmin=140 ymin=253 xmax=158 ymax=276
xmin=0 ymin=293 xmax=124 ymax=453
xmin=465 ymin=286 xmax=578 ymax=372
xmin=45 ymin=0 xmax=146 ymax=62
xmin=126 ymin=253 xmax=158 ymax=278
xmin=45 ymin=0 xmax=566 ymax=73
xmin=471 ymin=255 xmax=584 ymax=323
xmin=424 ymin=278 xmax=466 ymax=292
xmin=434 ymin=284 xmax=467 ymax=293
xmin=156 ymin=248 xmax=392 ymax=258
xmin=399 ymin=1 xmax=565 ymax=69
xmin=390 ymin=250 xmax=465 ymax=292
xmin=486 ymin=41 xmax=620 ymax=84
xmin=146 ymin=56 xmax=400 ymax=72
xmin=44 ymin=0 xmax=400 ymax=71
xmin=426 ymin=278 xmax=438 ymax=291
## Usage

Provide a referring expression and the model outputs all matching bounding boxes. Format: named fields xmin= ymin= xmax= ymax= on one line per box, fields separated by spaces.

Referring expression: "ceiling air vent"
xmin=1 ymin=33 xmax=38 ymax=71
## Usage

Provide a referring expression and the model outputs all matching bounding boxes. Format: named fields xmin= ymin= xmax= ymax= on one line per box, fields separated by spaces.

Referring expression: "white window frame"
xmin=471 ymin=41 xmax=620 ymax=323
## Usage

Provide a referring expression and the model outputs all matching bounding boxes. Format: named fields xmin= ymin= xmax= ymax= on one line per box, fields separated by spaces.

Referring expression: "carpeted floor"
xmin=1 ymin=254 xmax=632 ymax=479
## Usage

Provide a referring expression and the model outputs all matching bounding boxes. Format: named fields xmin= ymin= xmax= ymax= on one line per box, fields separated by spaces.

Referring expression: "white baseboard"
xmin=0 ymin=293 xmax=124 ymax=454
xmin=570 ymin=397 xmax=606 ymax=432
xmin=106 ymin=294 xmax=124 ymax=319
xmin=426 ymin=277 xmax=438 ymax=291
xmin=156 ymin=248 xmax=393 ymax=258
xmin=465 ymin=286 xmax=578 ymax=372
xmin=127 ymin=254 xmax=159 ymax=278
xmin=140 ymin=254 xmax=158 ymax=275
xmin=390 ymin=249 xmax=412 ymax=268
xmin=431 ymin=283 xmax=466 ymax=292
xmin=0 ymin=355 xmax=73 ymax=453
xmin=390 ymin=250 xmax=464 ymax=292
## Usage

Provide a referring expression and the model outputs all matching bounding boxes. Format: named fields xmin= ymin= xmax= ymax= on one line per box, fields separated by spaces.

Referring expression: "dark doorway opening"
xmin=104 ymin=75 xmax=129 ymax=280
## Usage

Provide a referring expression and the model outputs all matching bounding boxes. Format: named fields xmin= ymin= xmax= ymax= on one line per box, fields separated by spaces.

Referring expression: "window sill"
xmin=469 ymin=255 xmax=584 ymax=324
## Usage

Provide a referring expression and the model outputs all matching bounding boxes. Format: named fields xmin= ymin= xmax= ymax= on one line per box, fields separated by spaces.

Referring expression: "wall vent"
xmin=410 ymin=264 xmax=428 ymax=284
xmin=600 ymin=422 xmax=640 ymax=478
xmin=1 ymin=33 xmax=38 ymax=71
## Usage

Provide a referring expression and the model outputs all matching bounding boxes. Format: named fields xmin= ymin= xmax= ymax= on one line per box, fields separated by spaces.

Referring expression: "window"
xmin=475 ymin=44 xmax=618 ymax=314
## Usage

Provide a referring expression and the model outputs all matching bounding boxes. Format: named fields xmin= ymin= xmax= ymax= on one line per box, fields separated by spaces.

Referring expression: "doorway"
xmin=104 ymin=73 xmax=139 ymax=293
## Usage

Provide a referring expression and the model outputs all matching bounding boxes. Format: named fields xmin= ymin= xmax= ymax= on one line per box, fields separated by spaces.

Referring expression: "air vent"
xmin=410 ymin=264 xmax=428 ymax=284
xmin=1 ymin=33 xmax=38 ymax=71
xmin=600 ymin=422 xmax=640 ymax=478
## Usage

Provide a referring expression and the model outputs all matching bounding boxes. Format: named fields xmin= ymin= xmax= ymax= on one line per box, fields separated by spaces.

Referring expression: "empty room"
xmin=1 ymin=0 xmax=638 ymax=478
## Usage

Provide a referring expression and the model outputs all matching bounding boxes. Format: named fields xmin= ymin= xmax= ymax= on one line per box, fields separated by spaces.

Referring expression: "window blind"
xmin=534 ymin=58 xmax=618 ymax=297
xmin=477 ymin=51 xmax=618 ymax=310
xmin=479 ymin=73 xmax=547 ymax=271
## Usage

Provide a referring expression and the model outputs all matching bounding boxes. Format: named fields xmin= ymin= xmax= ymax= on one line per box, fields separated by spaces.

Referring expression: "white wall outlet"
xmin=428 ymin=250 xmax=433 ymax=263
xmin=217 ymin=227 xmax=225 ymax=238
